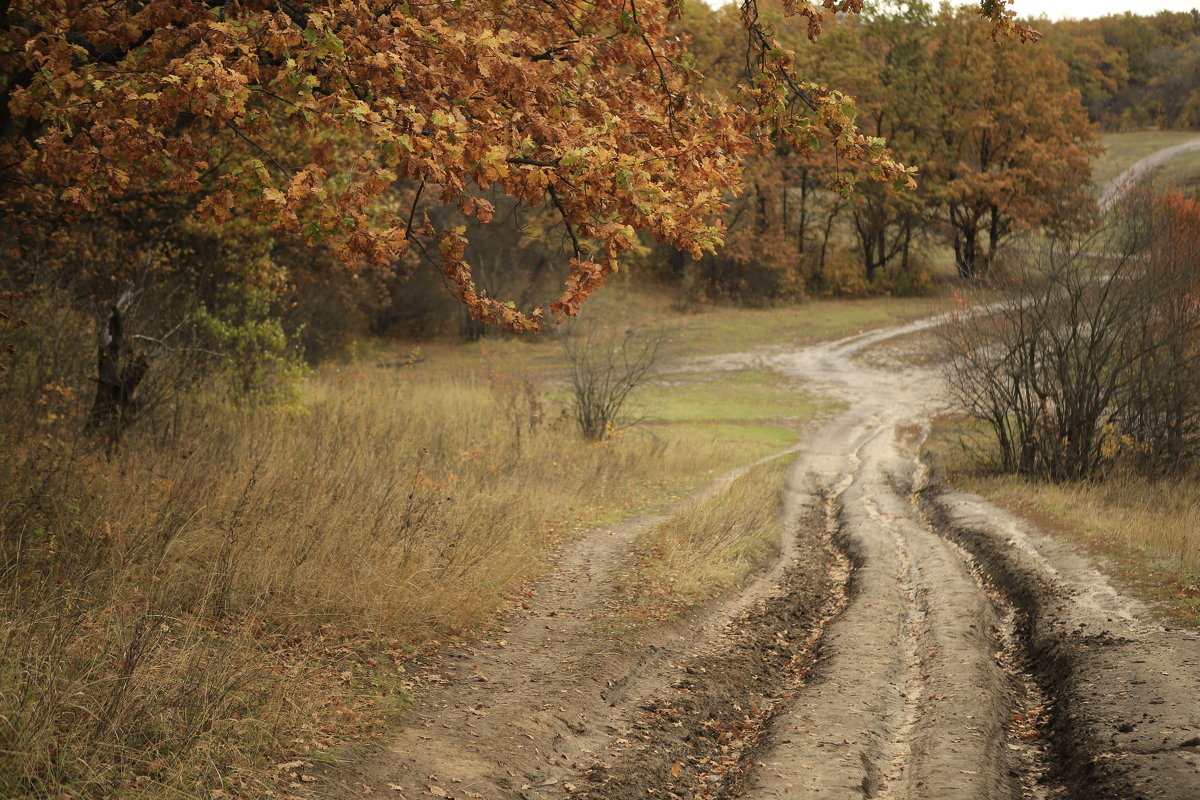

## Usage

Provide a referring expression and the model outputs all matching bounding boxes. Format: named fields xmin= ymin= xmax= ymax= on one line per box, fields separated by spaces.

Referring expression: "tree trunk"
xmin=986 ymin=204 xmax=1002 ymax=273
xmin=86 ymin=293 xmax=148 ymax=448
xmin=797 ymin=173 xmax=809 ymax=254
xmin=954 ymin=228 xmax=977 ymax=279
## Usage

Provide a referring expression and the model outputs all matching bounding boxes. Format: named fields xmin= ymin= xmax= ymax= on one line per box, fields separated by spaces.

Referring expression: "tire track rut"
xmin=311 ymin=310 xmax=1200 ymax=800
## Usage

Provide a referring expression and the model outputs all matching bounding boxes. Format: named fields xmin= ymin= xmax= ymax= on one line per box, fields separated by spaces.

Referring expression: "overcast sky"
xmin=703 ymin=1 xmax=1197 ymax=22
xmin=1011 ymin=0 xmax=1197 ymax=20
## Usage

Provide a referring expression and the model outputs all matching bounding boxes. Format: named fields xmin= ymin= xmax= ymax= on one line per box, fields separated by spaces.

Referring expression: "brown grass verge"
xmin=610 ymin=458 xmax=791 ymax=627
xmin=926 ymin=414 xmax=1200 ymax=628
xmin=0 ymin=358 xmax=751 ymax=799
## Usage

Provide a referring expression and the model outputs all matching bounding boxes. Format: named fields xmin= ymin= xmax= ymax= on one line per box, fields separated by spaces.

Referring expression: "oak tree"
xmin=2 ymin=0 xmax=1028 ymax=327
xmin=925 ymin=4 xmax=1098 ymax=277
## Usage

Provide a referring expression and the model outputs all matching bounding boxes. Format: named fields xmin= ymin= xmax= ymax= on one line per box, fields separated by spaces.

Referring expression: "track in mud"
xmin=307 ymin=315 xmax=1200 ymax=800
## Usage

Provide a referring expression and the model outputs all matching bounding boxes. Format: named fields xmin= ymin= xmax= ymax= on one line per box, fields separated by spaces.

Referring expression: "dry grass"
xmin=1093 ymin=130 xmax=1200 ymax=188
xmin=0 ymin=353 xmax=752 ymax=799
xmin=613 ymin=458 xmax=791 ymax=625
xmin=926 ymin=416 xmax=1200 ymax=627
xmin=0 ymin=278 xmax=926 ymax=798
xmin=957 ymin=474 xmax=1200 ymax=626
xmin=1153 ymin=146 xmax=1200 ymax=196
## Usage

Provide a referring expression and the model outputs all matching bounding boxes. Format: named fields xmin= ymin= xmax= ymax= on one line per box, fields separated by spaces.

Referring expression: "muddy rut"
xmin=309 ymin=317 xmax=1200 ymax=800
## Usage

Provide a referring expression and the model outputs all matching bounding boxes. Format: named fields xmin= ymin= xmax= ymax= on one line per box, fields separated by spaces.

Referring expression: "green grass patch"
xmin=651 ymin=295 xmax=944 ymax=357
xmin=1095 ymin=130 xmax=1200 ymax=188
xmin=636 ymin=373 xmax=823 ymax=423
xmin=662 ymin=421 xmax=799 ymax=454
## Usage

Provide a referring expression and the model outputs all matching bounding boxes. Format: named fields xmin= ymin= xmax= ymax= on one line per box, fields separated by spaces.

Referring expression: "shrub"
xmin=941 ymin=187 xmax=1200 ymax=480
xmin=563 ymin=324 xmax=660 ymax=441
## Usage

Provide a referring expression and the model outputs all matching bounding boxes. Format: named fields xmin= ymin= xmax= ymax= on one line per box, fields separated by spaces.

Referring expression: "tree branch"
xmin=507 ymin=157 xmax=561 ymax=168
xmin=547 ymin=184 xmax=582 ymax=261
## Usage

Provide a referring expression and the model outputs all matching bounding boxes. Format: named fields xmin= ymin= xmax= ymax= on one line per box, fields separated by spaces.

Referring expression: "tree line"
xmin=656 ymin=1 xmax=1097 ymax=303
xmin=0 ymin=0 xmax=1079 ymax=447
xmin=1047 ymin=9 xmax=1200 ymax=130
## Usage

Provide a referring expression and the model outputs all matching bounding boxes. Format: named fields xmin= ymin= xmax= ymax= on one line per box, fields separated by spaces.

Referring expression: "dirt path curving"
xmin=732 ymin=319 xmax=1200 ymax=800
xmin=301 ymin=311 xmax=1200 ymax=800
xmin=1098 ymin=135 xmax=1200 ymax=211
xmin=304 ymin=442 xmax=844 ymax=800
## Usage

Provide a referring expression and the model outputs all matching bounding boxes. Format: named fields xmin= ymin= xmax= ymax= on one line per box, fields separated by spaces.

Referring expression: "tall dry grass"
xmin=930 ymin=415 xmax=1200 ymax=621
xmin=968 ymin=472 xmax=1200 ymax=582
xmin=0 ymin=351 xmax=746 ymax=798
xmin=614 ymin=458 xmax=790 ymax=623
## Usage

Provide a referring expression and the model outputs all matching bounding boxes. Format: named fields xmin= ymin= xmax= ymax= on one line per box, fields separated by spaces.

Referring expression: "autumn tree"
xmin=926 ymin=5 xmax=1098 ymax=278
xmin=1044 ymin=11 xmax=1200 ymax=130
xmin=1042 ymin=17 xmax=1129 ymax=122
xmin=0 ymin=0 xmax=1045 ymax=433
xmin=673 ymin=1 xmax=1065 ymax=296
xmin=811 ymin=2 xmax=938 ymax=285
xmin=942 ymin=187 xmax=1200 ymax=480
xmin=671 ymin=3 xmax=898 ymax=300
xmin=0 ymin=0 xmax=1045 ymax=310
xmin=1 ymin=0 xmax=944 ymax=333
xmin=2 ymin=199 xmax=307 ymax=446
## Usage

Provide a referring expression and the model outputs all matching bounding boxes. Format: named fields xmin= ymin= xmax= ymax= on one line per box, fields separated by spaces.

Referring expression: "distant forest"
xmin=1043 ymin=10 xmax=1200 ymax=130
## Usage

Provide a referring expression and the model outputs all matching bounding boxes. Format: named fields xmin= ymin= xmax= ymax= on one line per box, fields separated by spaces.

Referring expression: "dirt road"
xmin=306 ymin=314 xmax=1200 ymax=800
xmin=1098 ymin=135 xmax=1200 ymax=211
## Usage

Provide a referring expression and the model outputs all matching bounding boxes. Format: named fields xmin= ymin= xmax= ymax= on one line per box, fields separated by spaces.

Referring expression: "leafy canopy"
xmin=1 ymin=0 xmax=1031 ymax=330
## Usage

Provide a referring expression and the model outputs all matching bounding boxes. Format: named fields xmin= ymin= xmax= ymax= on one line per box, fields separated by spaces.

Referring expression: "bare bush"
xmin=942 ymin=187 xmax=1200 ymax=481
xmin=563 ymin=325 xmax=660 ymax=441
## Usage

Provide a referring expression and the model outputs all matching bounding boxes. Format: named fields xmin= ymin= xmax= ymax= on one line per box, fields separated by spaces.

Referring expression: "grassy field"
xmin=15 ymin=125 xmax=1199 ymax=800
xmin=1152 ymin=146 xmax=1200 ymax=195
xmin=3 ymin=359 xmax=770 ymax=798
xmin=2 ymin=283 xmax=933 ymax=799
xmin=390 ymin=284 xmax=941 ymax=472
xmin=1093 ymin=129 xmax=1200 ymax=188
xmin=407 ymin=282 xmax=947 ymax=363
